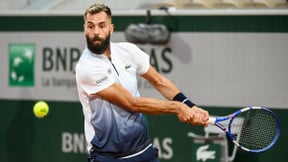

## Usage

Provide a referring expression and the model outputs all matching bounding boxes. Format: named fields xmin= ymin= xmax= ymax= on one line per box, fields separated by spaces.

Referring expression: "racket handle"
xmin=208 ymin=117 xmax=216 ymax=124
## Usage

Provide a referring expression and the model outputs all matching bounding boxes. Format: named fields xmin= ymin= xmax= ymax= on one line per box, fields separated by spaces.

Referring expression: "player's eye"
xmin=99 ymin=23 xmax=106 ymax=28
xmin=87 ymin=25 xmax=94 ymax=29
xmin=86 ymin=23 xmax=94 ymax=30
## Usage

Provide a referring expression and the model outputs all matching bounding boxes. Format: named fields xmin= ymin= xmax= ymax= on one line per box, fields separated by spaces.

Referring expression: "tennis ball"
xmin=33 ymin=101 xmax=49 ymax=118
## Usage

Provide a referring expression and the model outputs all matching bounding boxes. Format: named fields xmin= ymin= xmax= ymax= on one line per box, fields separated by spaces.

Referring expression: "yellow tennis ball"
xmin=33 ymin=101 xmax=49 ymax=118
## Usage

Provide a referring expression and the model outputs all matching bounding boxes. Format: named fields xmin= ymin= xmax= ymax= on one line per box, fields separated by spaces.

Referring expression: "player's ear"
xmin=110 ymin=24 xmax=114 ymax=34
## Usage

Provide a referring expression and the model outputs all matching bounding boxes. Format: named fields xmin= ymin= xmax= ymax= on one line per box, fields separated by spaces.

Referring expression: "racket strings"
xmin=232 ymin=109 xmax=278 ymax=150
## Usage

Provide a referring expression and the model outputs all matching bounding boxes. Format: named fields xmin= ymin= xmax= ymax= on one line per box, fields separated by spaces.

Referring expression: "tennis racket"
xmin=208 ymin=106 xmax=280 ymax=153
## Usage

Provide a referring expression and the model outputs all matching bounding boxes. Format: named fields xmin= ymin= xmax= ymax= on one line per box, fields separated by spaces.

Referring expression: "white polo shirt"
xmin=75 ymin=42 xmax=151 ymax=155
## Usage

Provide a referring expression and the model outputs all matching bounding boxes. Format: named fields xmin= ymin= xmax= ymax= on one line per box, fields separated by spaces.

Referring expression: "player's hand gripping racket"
xmin=208 ymin=106 xmax=280 ymax=153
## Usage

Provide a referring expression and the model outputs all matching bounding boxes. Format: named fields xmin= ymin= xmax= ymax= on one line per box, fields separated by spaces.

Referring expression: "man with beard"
xmin=75 ymin=3 xmax=209 ymax=162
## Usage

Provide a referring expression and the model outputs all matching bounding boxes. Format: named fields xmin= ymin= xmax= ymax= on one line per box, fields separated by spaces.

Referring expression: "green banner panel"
xmin=0 ymin=15 xmax=288 ymax=32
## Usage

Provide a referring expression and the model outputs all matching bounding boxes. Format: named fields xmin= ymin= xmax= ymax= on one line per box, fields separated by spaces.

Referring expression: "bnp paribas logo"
xmin=9 ymin=44 xmax=35 ymax=87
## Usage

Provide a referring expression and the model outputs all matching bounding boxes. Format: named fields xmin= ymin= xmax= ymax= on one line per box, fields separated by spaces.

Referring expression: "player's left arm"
xmin=141 ymin=65 xmax=180 ymax=100
xmin=141 ymin=65 xmax=199 ymax=108
xmin=141 ymin=65 xmax=209 ymax=125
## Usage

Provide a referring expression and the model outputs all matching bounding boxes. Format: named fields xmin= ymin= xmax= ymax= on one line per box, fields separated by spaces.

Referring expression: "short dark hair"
xmin=84 ymin=3 xmax=112 ymax=20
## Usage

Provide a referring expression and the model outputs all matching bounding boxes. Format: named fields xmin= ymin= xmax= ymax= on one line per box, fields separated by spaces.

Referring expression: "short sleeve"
xmin=130 ymin=44 xmax=150 ymax=75
xmin=76 ymin=61 xmax=115 ymax=95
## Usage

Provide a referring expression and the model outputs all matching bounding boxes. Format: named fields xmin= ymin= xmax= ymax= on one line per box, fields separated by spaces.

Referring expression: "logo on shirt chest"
xmin=125 ymin=64 xmax=131 ymax=69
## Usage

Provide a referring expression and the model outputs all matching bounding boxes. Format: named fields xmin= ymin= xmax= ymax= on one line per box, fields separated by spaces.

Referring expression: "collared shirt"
xmin=75 ymin=42 xmax=150 ymax=155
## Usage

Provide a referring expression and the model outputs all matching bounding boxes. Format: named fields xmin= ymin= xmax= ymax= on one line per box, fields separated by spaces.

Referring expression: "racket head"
xmin=228 ymin=106 xmax=280 ymax=153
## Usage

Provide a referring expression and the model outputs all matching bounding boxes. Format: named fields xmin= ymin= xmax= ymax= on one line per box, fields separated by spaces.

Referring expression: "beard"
xmin=86 ymin=33 xmax=111 ymax=54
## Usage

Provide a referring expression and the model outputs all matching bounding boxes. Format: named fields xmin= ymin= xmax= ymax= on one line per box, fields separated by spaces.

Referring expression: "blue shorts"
xmin=88 ymin=145 xmax=159 ymax=162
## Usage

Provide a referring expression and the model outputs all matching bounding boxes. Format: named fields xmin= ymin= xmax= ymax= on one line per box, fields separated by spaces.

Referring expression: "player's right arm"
xmin=96 ymin=82 xmax=206 ymax=126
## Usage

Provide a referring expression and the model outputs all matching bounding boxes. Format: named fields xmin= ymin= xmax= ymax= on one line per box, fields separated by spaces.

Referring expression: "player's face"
xmin=84 ymin=12 xmax=114 ymax=54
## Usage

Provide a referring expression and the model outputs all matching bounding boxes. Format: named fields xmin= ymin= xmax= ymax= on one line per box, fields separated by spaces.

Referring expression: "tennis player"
xmin=75 ymin=3 xmax=209 ymax=162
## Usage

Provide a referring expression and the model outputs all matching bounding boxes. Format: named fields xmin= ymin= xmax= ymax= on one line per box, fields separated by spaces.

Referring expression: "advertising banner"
xmin=1 ymin=32 xmax=288 ymax=108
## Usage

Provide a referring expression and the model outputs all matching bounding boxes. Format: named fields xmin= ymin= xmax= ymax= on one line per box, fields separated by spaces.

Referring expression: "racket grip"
xmin=208 ymin=117 xmax=216 ymax=124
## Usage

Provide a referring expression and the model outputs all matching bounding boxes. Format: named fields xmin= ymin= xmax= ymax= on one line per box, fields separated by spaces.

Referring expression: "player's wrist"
xmin=172 ymin=92 xmax=196 ymax=108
